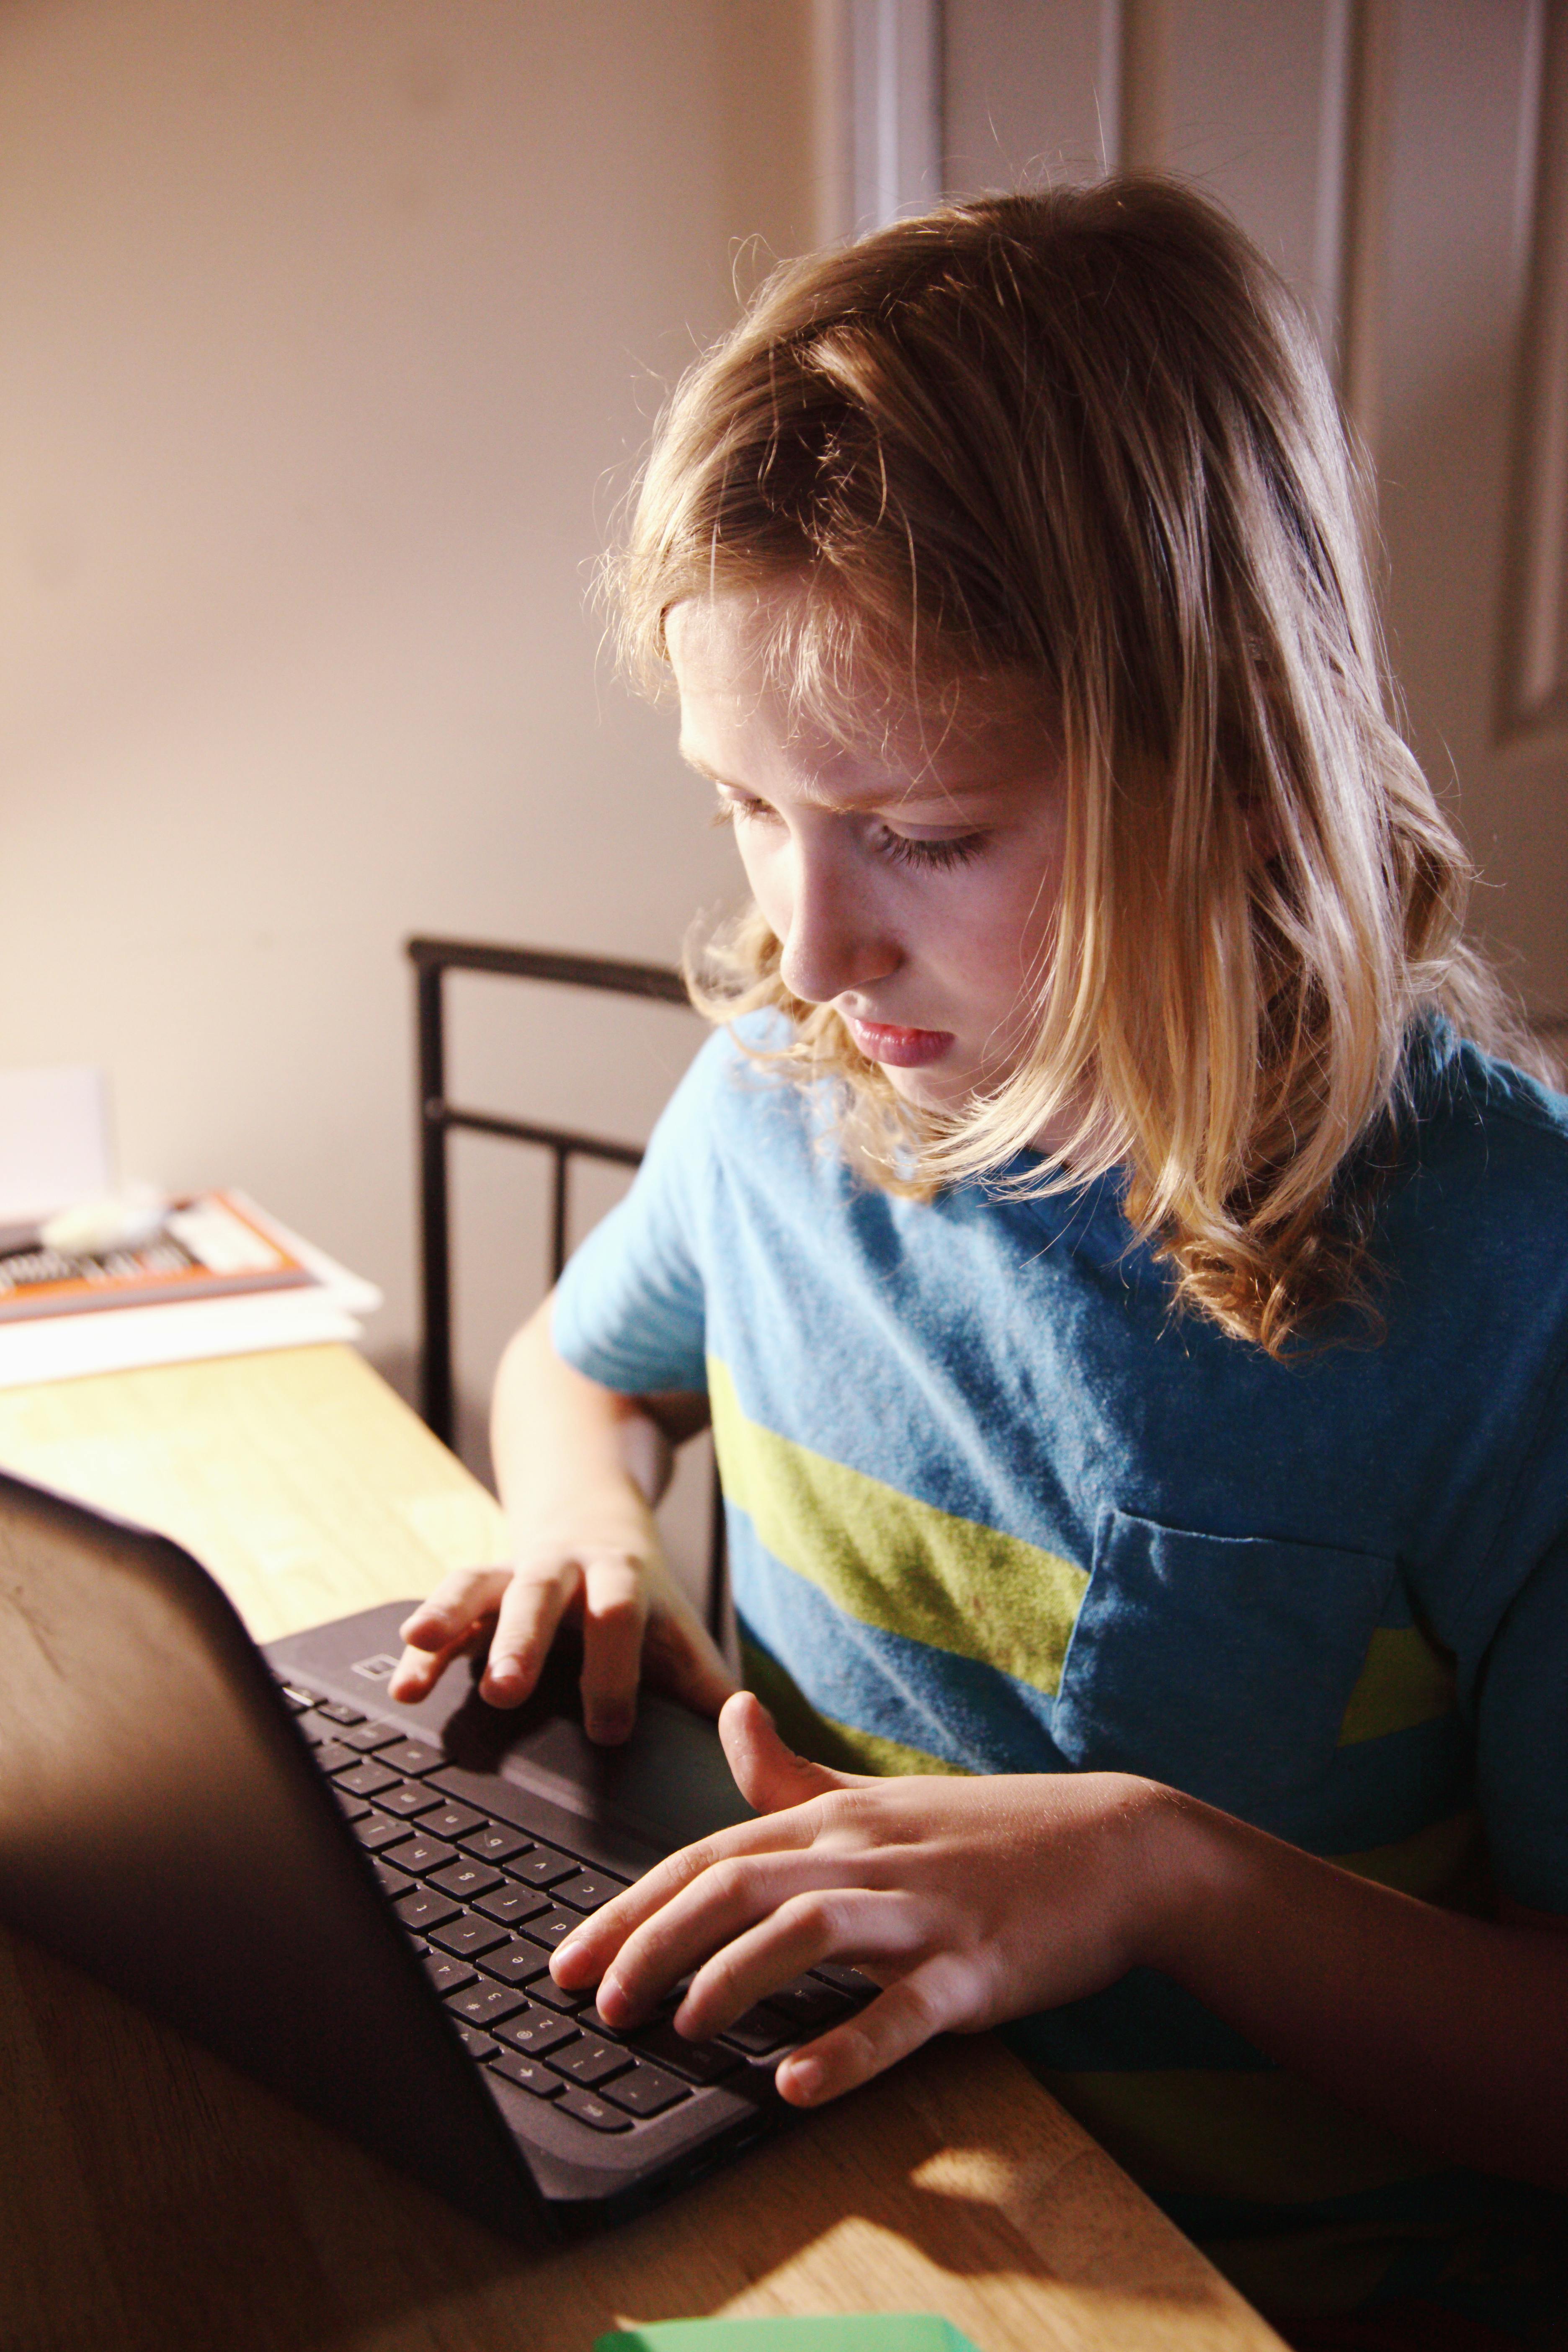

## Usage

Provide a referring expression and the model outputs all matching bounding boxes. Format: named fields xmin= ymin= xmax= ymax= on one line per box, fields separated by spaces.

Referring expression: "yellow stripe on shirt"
xmin=1336 ymin=1622 xmax=1457 ymax=1745
xmin=710 ymin=1355 xmax=1089 ymax=1699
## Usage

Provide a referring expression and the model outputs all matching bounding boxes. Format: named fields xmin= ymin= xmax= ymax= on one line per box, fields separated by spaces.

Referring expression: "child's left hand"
xmin=550 ymin=1691 xmax=1167 ymax=2105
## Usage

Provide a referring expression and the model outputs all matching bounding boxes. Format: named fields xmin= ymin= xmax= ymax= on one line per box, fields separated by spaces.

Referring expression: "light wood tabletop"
xmin=0 ymin=1344 xmax=1285 ymax=2352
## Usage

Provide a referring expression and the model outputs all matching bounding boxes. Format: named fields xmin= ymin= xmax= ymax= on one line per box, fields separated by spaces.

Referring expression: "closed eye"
xmin=874 ymin=828 xmax=988 ymax=871
xmin=710 ymin=791 xmax=779 ymax=831
xmin=712 ymin=790 xmax=987 ymax=871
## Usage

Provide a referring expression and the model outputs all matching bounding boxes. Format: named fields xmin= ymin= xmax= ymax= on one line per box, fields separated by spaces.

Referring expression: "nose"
xmin=774 ymin=830 xmax=900 ymax=1006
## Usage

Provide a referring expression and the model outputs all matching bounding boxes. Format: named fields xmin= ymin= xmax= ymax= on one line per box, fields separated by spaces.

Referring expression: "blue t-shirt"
xmin=554 ymin=1016 xmax=1568 ymax=2329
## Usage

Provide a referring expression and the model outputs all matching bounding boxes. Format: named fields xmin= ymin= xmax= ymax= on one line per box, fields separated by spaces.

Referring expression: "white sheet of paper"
xmin=0 ymin=1068 xmax=111 ymax=1223
xmin=0 ymin=1292 xmax=368 ymax=1388
xmin=0 ymin=1189 xmax=382 ymax=1388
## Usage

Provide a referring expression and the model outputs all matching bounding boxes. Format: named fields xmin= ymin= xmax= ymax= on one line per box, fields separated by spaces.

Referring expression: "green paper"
xmin=595 ymin=2318 xmax=980 ymax=2352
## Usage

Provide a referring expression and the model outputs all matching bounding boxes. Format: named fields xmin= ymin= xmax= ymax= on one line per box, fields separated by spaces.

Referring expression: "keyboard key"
xmin=374 ymin=1738 xmax=443 ymax=1778
xmin=555 ymin=2085 xmax=631 ymax=2133
xmin=461 ymin=1822 xmax=534 ymax=1863
xmin=446 ymin=1981 xmax=528 ymax=2030
xmin=516 ymin=1909 xmax=580 ymax=1950
xmin=599 ymin=2062 xmax=689 ymax=2117
xmin=763 ymin=1976 xmax=861 ymax=2032
xmin=423 ymin=1952 xmax=476 ymax=1996
xmin=428 ymin=1911 xmax=511 ymax=1960
xmin=495 ymin=2006 xmax=579 ymax=2058
xmin=277 ymin=1682 xmax=314 ymax=1712
xmin=719 ymin=2004 xmax=796 ymax=2057
xmin=315 ymin=1700 xmax=366 ymax=1726
xmin=552 ymin=2033 xmax=632 ymax=2089
xmin=454 ymin=2024 xmax=498 ymax=2061
xmin=394 ymin=1887 xmax=461 ymax=1934
xmin=335 ymin=1720 xmax=406 ymax=1753
xmin=505 ymin=1846 xmax=579 ymax=1888
xmin=475 ymin=1882 xmax=552 ymax=1929
xmin=552 ymin=1871 xmax=624 ymax=1914
xmin=428 ymin=1859 xmax=503 ymax=1902
xmin=489 ymin=2048 xmax=565 ymax=2097
xmin=333 ymin=1788 xmax=371 ymax=1821
xmin=373 ymin=1859 xmax=417 ymax=1900
xmin=522 ymin=1970 xmax=592 ymax=2015
xmin=384 ymin=1833 xmax=456 ymax=1877
xmin=373 ymin=1779 xmax=447 ymax=1818
xmin=332 ymin=1759 xmax=402 ymax=1799
xmin=616 ymin=2019 xmax=743 ymax=2084
xmin=417 ymin=1801 xmax=486 ymax=1841
xmin=478 ymin=1936 xmax=556 ymax=1987
xmin=808 ymin=1962 xmax=878 ymax=1998
xmin=314 ymin=1740 xmax=362 ymax=1777
xmin=353 ymin=1811 xmax=416 ymax=1853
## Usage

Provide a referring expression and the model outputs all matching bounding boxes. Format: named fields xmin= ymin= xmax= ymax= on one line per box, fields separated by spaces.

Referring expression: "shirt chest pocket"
xmin=1052 ymin=1508 xmax=1398 ymax=1818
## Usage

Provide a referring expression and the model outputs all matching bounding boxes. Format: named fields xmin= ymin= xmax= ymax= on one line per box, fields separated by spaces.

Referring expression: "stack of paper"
xmin=0 ymin=1066 xmax=381 ymax=1387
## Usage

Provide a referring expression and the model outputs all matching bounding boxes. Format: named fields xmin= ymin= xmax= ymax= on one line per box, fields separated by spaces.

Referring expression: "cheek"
xmin=733 ymin=829 xmax=787 ymax=926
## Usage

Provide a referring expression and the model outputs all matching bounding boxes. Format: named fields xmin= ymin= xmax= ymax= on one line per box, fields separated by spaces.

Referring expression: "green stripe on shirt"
xmin=711 ymin=1355 xmax=1090 ymax=1700
xmin=1337 ymin=1622 xmax=1458 ymax=1745
xmin=741 ymin=1633 xmax=968 ymax=1778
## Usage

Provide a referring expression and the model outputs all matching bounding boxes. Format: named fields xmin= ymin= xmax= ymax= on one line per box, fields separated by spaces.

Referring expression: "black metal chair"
xmin=406 ymin=936 xmax=725 ymax=1638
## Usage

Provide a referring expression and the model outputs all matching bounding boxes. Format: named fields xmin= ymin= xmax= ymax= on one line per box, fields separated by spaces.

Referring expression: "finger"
xmin=481 ymin=1560 xmax=582 ymax=1706
xmin=389 ymin=1568 xmax=514 ymax=1700
xmin=774 ymin=1957 xmax=966 ymax=2107
xmin=578 ymin=1555 xmax=649 ymax=1743
xmin=640 ymin=1592 xmax=740 ymax=1720
xmin=671 ymin=1885 xmax=915 ymax=2041
xmin=550 ymin=1808 xmax=826 ymax=1986
xmin=397 ymin=1567 xmax=513 ymax=1657
xmin=717 ymin=1691 xmax=872 ymax=1812
xmin=588 ymin=1848 xmax=872 ymax=2026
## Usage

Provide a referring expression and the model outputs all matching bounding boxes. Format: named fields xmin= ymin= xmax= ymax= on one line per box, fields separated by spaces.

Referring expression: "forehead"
xmin=666 ymin=593 xmax=1054 ymax=807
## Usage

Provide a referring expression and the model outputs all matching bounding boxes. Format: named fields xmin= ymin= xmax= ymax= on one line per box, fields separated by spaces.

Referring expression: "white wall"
xmin=0 ymin=0 xmax=815 ymax=1502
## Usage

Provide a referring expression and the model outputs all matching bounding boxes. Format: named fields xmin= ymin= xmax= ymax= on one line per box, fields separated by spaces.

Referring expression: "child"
xmin=392 ymin=180 xmax=1568 ymax=2344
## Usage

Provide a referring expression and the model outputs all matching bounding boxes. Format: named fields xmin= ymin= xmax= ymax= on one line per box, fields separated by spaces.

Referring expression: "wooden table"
xmin=0 ymin=1345 xmax=1284 ymax=2352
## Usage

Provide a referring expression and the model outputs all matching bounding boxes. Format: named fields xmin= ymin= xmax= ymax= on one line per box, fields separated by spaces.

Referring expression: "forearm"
xmin=491 ymin=1293 xmax=676 ymax=1538
xmin=1142 ymin=1788 xmax=1568 ymax=2189
xmin=393 ymin=1295 xmax=732 ymax=1731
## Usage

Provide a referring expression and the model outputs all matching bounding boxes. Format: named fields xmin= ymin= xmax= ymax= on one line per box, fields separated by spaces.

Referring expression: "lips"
xmin=843 ymin=1016 xmax=954 ymax=1069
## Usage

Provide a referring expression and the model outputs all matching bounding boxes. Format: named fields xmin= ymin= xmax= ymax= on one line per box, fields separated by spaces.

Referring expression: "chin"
xmin=886 ymin=1067 xmax=973 ymax=1117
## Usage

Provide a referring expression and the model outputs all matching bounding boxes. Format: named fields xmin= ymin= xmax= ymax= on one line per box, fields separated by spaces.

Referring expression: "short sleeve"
xmin=1474 ymin=1527 xmax=1568 ymax=1914
xmin=550 ymin=1031 xmax=731 ymax=1395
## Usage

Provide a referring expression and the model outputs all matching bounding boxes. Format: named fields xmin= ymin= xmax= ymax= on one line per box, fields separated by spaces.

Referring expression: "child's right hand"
xmin=387 ymin=1509 xmax=736 ymax=1743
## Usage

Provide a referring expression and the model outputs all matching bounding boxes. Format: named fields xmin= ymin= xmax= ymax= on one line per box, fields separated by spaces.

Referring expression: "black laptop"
xmin=0 ymin=1466 xmax=871 ymax=2242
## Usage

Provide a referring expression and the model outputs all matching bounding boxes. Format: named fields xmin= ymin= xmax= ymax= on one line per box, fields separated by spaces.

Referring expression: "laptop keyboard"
xmin=274 ymin=1674 xmax=872 ymax=2138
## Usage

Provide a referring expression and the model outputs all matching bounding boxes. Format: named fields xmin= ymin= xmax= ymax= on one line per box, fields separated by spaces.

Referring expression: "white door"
xmin=928 ymin=0 xmax=1568 ymax=1028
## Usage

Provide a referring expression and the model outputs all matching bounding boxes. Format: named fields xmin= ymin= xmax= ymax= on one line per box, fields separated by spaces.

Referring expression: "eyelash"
xmin=712 ymin=797 xmax=987 ymax=872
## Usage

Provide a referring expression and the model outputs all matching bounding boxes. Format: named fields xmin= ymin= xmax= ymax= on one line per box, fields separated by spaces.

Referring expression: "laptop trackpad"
xmin=439 ymin=1637 xmax=756 ymax=1853
xmin=273 ymin=1602 xmax=755 ymax=1859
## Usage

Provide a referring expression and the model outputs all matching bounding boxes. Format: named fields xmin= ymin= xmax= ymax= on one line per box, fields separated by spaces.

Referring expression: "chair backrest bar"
xmin=405 ymin=937 xmax=726 ymax=1636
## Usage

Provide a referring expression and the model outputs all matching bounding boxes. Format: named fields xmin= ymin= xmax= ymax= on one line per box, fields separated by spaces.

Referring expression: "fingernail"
xmin=782 ymin=2057 xmax=824 ymax=2103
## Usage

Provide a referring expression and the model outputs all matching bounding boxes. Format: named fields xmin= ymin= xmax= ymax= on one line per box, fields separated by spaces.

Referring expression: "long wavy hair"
xmin=608 ymin=177 xmax=1551 ymax=1353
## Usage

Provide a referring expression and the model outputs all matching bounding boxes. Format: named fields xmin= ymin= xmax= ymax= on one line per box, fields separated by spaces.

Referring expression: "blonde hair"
xmin=610 ymin=177 xmax=1550 ymax=1353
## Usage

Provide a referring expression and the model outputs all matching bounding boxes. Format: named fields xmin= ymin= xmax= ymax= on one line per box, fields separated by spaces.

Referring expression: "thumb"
xmin=717 ymin=1690 xmax=870 ymax=1813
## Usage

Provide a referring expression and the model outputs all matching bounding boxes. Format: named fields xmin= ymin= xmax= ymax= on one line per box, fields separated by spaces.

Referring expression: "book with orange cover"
xmin=0 ymin=1193 xmax=318 ymax=1324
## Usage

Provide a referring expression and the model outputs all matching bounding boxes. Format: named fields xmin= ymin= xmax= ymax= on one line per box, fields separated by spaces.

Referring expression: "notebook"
xmin=0 ymin=1466 xmax=872 ymax=2241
